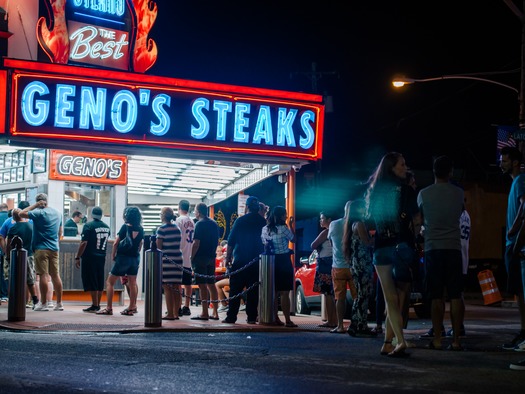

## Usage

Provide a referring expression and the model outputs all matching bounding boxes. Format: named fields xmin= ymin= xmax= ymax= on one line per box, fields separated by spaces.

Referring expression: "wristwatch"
xmin=75 ymin=257 xmax=80 ymax=260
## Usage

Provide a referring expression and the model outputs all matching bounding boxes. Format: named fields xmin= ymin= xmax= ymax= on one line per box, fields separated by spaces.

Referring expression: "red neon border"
xmin=5 ymin=59 xmax=325 ymax=161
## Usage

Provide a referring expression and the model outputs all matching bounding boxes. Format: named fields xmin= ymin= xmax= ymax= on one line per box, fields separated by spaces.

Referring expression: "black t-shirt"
xmin=81 ymin=219 xmax=110 ymax=258
xmin=193 ymin=218 xmax=219 ymax=261
xmin=7 ymin=221 xmax=33 ymax=256
xmin=228 ymin=212 xmax=266 ymax=264
xmin=117 ymin=223 xmax=144 ymax=257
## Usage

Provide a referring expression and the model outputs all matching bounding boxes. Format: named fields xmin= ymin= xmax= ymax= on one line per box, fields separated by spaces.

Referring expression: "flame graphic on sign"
xmin=132 ymin=0 xmax=158 ymax=73
xmin=36 ymin=0 xmax=158 ymax=73
xmin=37 ymin=0 xmax=69 ymax=64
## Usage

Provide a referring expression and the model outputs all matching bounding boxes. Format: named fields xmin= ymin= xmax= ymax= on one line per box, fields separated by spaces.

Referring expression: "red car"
xmin=294 ymin=250 xmax=353 ymax=318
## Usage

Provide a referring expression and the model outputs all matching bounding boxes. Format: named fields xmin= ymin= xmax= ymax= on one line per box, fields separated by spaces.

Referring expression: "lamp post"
xmin=392 ymin=74 xmax=519 ymax=95
xmin=393 ymin=71 xmax=524 ymax=152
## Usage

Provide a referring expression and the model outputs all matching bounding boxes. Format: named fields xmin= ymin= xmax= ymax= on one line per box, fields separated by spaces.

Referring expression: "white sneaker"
xmin=514 ymin=339 xmax=525 ymax=352
xmin=33 ymin=302 xmax=49 ymax=311
xmin=47 ymin=301 xmax=54 ymax=309
xmin=53 ymin=303 xmax=64 ymax=311
xmin=218 ymin=305 xmax=229 ymax=312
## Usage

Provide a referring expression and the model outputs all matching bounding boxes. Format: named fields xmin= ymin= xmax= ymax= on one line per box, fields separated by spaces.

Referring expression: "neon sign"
xmin=49 ymin=150 xmax=127 ymax=185
xmin=72 ymin=0 xmax=126 ymax=17
xmin=6 ymin=60 xmax=324 ymax=161
xmin=37 ymin=0 xmax=157 ymax=72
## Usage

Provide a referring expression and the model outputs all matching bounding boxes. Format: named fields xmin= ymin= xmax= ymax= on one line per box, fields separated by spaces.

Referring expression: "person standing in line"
xmin=344 ymin=199 xmax=376 ymax=337
xmin=175 ymin=199 xmax=195 ymax=316
xmin=446 ymin=201 xmax=470 ymax=338
xmin=74 ymin=206 xmax=110 ymax=313
xmin=156 ymin=207 xmax=183 ymax=320
xmin=1 ymin=201 xmax=47 ymax=308
xmin=190 ymin=202 xmax=220 ymax=321
xmin=19 ymin=193 xmax=64 ymax=312
xmin=97 ymin=206 xmax=144 ymax=316
xmin=0 ymin=202 xmax=9 ymax=302
xmin=328 ymin=201 xmax=357 ymax=334
xmin=366 ymin=152 xmax=420 ymax=357
xmin=417 ymin=156 xmax=464 ymax=351
xmin=261 ymin=205 xmax=297 ymax=327
xmin=311 ymin=211 xmax=338 ymax=328
xmin=6 ymin=208 xmax=39 ymax=308
xmin=64 ymin=210 xmax=83 ymax=236
xmin=222 ymin=196 xmax=266 ymax=324
xmin=499 ymin=146 xmax=525 ymax=351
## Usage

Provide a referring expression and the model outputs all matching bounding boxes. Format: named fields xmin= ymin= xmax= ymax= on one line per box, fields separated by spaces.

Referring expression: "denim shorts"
xmin=110 ymin=255 xmax=140 ymax=277
xmin=373 ymin=243 xmax=415 ymax=282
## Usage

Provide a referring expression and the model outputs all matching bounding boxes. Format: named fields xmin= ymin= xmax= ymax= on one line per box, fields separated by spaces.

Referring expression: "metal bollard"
xmin=258 ymin=253 xmax=275 ymax=325
xmin=8 ymin=236 xmax=27 ymax=322
xmin=144 ymin=235 xmax=162 ymax=327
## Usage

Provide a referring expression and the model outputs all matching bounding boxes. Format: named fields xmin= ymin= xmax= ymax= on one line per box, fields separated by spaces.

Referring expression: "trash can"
xmin=145 ymin=235 xmax=162 ymax=327
xmin=258 ymin=253 xmax=275 ymax=325
xmin=8 ymin=236 xmax=27 ymax=322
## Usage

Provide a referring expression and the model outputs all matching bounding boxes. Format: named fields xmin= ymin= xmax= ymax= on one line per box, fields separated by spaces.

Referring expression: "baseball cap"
xmin=92 ymin=206 xmax=103 ymax=220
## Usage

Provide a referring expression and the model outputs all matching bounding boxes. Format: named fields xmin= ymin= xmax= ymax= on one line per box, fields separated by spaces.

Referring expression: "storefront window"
xmin=64 ymin=183 xmax=114 ymax=237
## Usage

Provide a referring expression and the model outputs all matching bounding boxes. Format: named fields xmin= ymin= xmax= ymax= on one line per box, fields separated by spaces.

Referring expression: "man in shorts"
xmin=190 ymin=202 xmax=219 ymax=320
xmin=417 ymin=156 xmax=464 ymax=350
xmin=328 ymin=201 xmax=357 ymax=334
xmin=6 ymin=208 xmax=39 ymax=308
xmin=75 ymin=207 xmax=110 ymax=313
xmin=19 ymin=193 xmax=64 ymax=312
xmin=175 ymin=199 xmax=195 ymax=316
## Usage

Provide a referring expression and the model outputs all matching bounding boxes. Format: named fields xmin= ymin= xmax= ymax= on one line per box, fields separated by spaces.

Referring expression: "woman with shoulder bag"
xmin=261 ymin=206 xmax=297 ymax=327
xmin=366 ymin=152 xmax=420 ymax=358
xmin=97 ymin=206 xmax=144 ymax=316
xmin=311 ymin=211 xmax=337 ymax=328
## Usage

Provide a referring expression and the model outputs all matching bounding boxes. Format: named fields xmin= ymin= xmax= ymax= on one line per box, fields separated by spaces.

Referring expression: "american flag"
xmin=496 ymin=126 xmax=517 ymax=151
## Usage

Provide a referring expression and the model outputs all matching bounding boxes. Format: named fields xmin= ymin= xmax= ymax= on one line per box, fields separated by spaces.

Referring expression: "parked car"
xmin=294 ymin=250 xmax=354 ymax=319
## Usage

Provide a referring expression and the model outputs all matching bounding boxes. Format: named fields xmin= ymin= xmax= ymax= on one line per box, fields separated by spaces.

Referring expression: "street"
xmin=0 ymin=299 xmax=523 ymax=394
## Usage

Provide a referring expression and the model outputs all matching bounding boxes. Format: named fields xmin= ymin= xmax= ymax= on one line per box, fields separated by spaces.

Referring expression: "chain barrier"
xmin=160 ymin=255 xmax=261 ymax=305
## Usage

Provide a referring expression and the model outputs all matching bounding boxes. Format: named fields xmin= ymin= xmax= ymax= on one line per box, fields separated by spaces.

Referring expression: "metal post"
xmin=144 ymin=235 xmax=162 ymax=327
xmin=258 ymin=253 xmax=275 ymax=325
xmin=8 ymin=236 xmax=27 ymax=322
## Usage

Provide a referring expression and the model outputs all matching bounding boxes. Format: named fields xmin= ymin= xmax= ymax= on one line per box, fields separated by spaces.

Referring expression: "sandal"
xmin=371 ymin=327 xmax=383 ymax=335
xmin=96 ymin=308 xmax=113 ymax=315
xmin=380 ymin=341 xmax=394 ymax=355
xmin=120 ymin=308 xmax=135 ymax=316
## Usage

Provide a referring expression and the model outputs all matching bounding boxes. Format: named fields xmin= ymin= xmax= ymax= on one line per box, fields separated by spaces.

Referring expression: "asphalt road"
xmin=0 ymin=303 xmax=523 ymax=394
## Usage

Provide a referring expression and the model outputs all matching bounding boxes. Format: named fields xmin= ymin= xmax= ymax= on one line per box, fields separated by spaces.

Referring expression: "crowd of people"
xmin=2 ymin=149 xmax=525 ymax=371
xmin=304 ymin=150 xmax=524 ymax=370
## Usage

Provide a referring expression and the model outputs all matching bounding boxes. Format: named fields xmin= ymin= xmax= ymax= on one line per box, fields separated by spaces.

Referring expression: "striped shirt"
xmin=156 ymin=222 xmax=183 ymax=284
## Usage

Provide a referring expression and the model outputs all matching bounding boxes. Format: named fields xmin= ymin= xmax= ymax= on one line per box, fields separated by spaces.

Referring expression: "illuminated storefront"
xmin=0 ymin=0 xmax=325 ymax=301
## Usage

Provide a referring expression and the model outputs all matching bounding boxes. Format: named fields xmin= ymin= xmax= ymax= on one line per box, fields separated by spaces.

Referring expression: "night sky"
xmin=147 ymin=1 xmax=522 ymax=214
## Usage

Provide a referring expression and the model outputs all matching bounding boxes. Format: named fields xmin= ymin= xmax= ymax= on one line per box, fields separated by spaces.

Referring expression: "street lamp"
xmin=392 ymin=74 xmax=519 ymax=94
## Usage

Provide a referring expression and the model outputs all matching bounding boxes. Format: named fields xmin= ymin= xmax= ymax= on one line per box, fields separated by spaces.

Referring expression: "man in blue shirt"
xmin=19 ymin=193 xmax=63 ymax=312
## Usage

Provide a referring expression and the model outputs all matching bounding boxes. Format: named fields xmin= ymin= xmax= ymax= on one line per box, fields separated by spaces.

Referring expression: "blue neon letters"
xmin=19 ymin=80 xmax=316 ymax=150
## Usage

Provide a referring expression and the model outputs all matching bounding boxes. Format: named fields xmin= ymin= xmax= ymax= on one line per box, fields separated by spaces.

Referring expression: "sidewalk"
xmin=0 ymin=295 xmax=521 ymax=346
xmin=0 ymin=300 xmax=326 ymax=333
